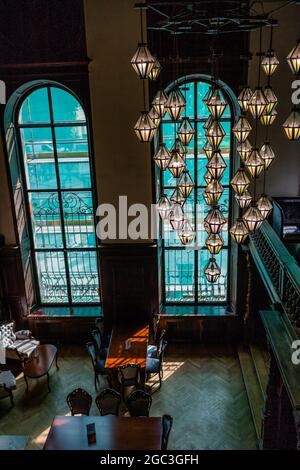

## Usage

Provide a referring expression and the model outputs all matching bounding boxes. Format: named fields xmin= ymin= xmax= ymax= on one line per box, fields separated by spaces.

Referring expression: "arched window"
xmin=158 ymin=76 xmax=237 ymax=304
xmin=6 ymin=82 xmax=100 ymax=305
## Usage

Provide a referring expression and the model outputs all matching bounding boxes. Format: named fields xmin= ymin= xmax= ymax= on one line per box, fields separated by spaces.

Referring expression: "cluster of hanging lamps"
xmin=131 ymin=8 xmax=159 ymax=143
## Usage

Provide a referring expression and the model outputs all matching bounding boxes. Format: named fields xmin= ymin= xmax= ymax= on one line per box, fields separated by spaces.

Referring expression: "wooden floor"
xmin=0 ymin=344 xmax=257 ymax=450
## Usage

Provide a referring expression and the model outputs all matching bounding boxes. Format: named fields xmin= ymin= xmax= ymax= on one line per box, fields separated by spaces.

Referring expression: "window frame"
xmin=156 ymin=74 xmax=239 ymax=307
xmin=14 ymin=82 xmax=101 ymax=307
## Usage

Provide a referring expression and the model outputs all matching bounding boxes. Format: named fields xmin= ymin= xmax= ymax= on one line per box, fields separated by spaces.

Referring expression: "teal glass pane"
xmin=196 ymin=189 xmax=229 ymax=246
xmin=163 ymin=191 xmax=195 ymax=247
xmin=179 ymin=81 xmax=195 ymax=119
xmin=19 ymin=87 xmax=50 ymax=124
xmin=197 ymin=81 xmax=211 ymax=119
xmin=161 ymin=122 xmax=177 ymax=150
xmin=55 ymin=126 xmax=91 ymax=189
xmin=164 ymin=249 xmax=195 ymax=302
xmin=21 ymin=127 xmax=56 ymax=190
xmin=51 ymin=87 xmax=86 ymax=122
xmin=36 ymin=251 xmax=68 ymax=303
xmin=198 ymin=249 xmax=228 ymax=302
xmin=62 ymin=191 xmax=95 ymax=248
xmin=67 ymin=251 xmax=100 ymax=303
xmin=29 ymin=192 xmax=63 ymax=248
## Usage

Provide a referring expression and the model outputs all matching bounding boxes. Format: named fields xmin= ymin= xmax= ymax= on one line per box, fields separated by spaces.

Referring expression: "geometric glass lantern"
xmin=232 ymin=116 xmax=252 ymax=143
xmin=287 ymin=40 xmax=300 ymax=75
xmin=248 ymin=87 xmax=268 ymax=119
xmin=235 ymin=190 xmax=252 ymax=209
xmin=168 ymin=150 xmax=186 ymax=178
xmin=229 ymin=218 xmax=249 ymax=244
xmin=245 ymin=148 xmax=265 ymax=178
xmin=206 ymin=151 xmax=227 ymax=179
xmin=134 ymin=111 xmax=156 ymax=142
xmin=231 ymin=168 xmax=250 ymax=195
xmin=203 ymin=115 xmax=214 ymax=132
xmin=178 ymin=170 xmax=195 ymax=198
xmin=178 ymin=117 xmax=195 ymax=146
xmin=205 ymin=233 xmax=224 ymax=255
xmin=264 ymin=86 xmax=278 ymax=114
xmin=203 ymin=140 xmax=214 ymax=159
xmin=156 ymin=194 xmax=171 ymax=220
xmin=169 ymin=203 xmax=185 ymax=230
xmin=283 ymin=108 xmax=300 ymax=140
xmin=165 ymin=89 xmax=186 ymax=121
xmin=204 ymin=257 xmax=221 ymax=283
xmin=170 ymin=186 xmax=186 ymax=207
xmin=204 ymin=207 xmax=226 ymax=234
xmin=148 ymin=107 xmax=161 ymax=127
xmin=148 ymin=58 xmax=161 ymax=81
xmin=153 ymin=143 xmax=171 ymax=170
xmin=152 ymin=90 xmax=168 ymax=118
xmin=203 ymin=86 xmax=213 ymax=105
xmin=243 ymin=204 xmax=264 ymax=232
xmin=260 ymin=109 xmax=278 ymax=126
xmin=237 ymin=139 xmax=252 ymax=162
xmin=204 ymin=179 xmax=224 ymax=206
xmin=131 ymin=43 xmax=156 ymax=79
xmin=171 ymin=138 xmax=185 ymax=158
xmin=260 ymin=142 xmax=275 ymax=169
xmin=179 ymin=219 xmax=195 ymax=245
xmin=204 ymin=170 xmax=213 ymax=185
xmin=261 ymin=49 xmax=279 ymax=77
xmin=206 ymin=120 xmax=226 ymax=148
xmin=206 ymin=89 xmax=228 ymax=119
xmin=257 ymin=194 xmax=273 ymax=219
xmin=237 ymin=86 xmax=253 ymax=113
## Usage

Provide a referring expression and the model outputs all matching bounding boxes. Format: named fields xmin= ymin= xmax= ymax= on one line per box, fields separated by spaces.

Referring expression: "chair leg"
xmin=9 ymin=391 xmax=14 ymax=407
xmin=94 ymin=374 xmax=98 ymax=391
xmin=159 ymin=371 xmax=162 ymax=389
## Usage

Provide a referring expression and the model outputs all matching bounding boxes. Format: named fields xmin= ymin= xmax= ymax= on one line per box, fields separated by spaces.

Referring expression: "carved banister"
xmin=249 ymin=222 xmax=300 ymax=339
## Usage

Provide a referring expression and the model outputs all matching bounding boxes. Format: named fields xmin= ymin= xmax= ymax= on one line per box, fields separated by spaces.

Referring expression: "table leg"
xmin=140 ymin=368 xmax=146 ymax=388
xmin=47 ymin=372 xmax=51 ymax=393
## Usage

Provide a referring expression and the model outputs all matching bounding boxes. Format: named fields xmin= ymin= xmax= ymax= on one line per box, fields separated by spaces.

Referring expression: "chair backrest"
xmin=86 ymin=341 xmax=97 ymax=368
xmin=95 ymin=388 xmax=121 ymax=416
xmin=118 ymin=363 xmax=140 ymax=386
xmin=161 ymin=414 xmax=173 ymax=450
xmin=95 ymin=317 xmax=105 ymax=338
xmin=66 ymin=388 xmax=92 ymax=416
xmin=91 ymin=329 xmax=102 ymax=354
xmin=126 ymin=389 xmax=152 ymax=417
xmin=158 ymin=339 xmax=168 ymax=363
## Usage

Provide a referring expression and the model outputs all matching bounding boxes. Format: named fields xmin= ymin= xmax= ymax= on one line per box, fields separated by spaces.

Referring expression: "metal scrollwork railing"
xmin=250 ymin=221 xmax=300 ymax=337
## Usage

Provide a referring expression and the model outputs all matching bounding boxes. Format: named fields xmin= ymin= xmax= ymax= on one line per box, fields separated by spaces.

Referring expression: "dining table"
xmin=105 ymin=323 xmax=149 ymax=386
xmin=43 ymin=415 xmax=162 ymax=450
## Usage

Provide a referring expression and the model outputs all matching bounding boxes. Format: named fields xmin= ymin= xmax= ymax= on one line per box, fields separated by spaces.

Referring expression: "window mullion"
xmin=47 ymin=86 xmax=73 ymax=304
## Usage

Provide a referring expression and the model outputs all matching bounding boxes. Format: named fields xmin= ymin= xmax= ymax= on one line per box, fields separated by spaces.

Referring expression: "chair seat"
xmin=147 ymin=345 xmax=157 ymax=358
xmin=146 ymin=357 xmax=160 ymax=373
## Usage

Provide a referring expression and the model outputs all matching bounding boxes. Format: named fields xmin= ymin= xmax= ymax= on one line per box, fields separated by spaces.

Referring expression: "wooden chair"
xmin=126 ymin=389 xmax=152 ymax=417
xmin=118 ymin=363 xmax=140 ymax=400
xmin=86 ymin=342 xmax=106 ymax=391
xmin=91 ymin=329 xmax=108 ymax=359
xmin=161 ymin=414 xmax=173 ymax=450
xmin=66 ymin=388 xmax=92 ymax=416
xmin=95 ymin=317 xmax=111 ymax=348
xmin=95 ymin=388 xmax=121 ymax=416
xmin=146 ymin=340 xmax=168 ymax=390
xmin=147 ymin=329 xmax=166 ymax=358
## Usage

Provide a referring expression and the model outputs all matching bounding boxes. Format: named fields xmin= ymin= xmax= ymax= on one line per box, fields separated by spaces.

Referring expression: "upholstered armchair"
xmin=0 ymin=322 xmax=40 ymax=363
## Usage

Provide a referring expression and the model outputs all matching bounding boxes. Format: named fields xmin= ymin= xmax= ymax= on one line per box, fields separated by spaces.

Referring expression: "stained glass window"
xmin=160 ymin=79 xmax=233 ymax=304
xmin=17 ymin=85 xmax=100 ymax=304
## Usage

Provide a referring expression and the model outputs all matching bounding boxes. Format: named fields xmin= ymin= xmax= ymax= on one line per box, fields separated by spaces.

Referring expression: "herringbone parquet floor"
xmin=0 ymin=343 xmax=257 ymax=450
